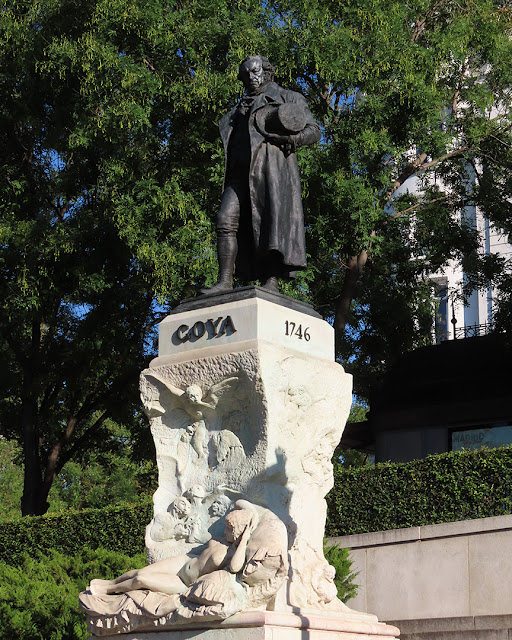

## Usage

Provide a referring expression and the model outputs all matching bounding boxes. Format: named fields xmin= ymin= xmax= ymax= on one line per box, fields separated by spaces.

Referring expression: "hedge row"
xmin=0 ymin=499 xmax=152 ymax=566
xmin=4 ymin=446 xmax=512 ymax=563
xmin=326 ymin=445 xmax=512 ymax=536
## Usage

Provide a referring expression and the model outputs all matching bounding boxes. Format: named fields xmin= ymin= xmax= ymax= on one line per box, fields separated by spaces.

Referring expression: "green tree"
xmin=0 ymin=0 xmax=259 ymax=515
xmin=2 ymin=0 xmax=512 ymax=516
xmin=263 ymin=0 xmax=512 ymax=396
xmin=0 ymin=548 xmax=146 ymax=640
xmin=0 ymin=439 xmax=24 ymax=521
xmin=323 ymin=543 xmax=359 ymax=603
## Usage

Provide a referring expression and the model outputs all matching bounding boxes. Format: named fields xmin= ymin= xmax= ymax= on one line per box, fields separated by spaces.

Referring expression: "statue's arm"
xmin=286 ymin=91 xmax=321 ymax=149
xmin=292 ymin=121 xmax=321 ymax=148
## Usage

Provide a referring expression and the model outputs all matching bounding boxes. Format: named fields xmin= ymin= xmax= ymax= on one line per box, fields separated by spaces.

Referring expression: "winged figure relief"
xmin=144 ymin=372 xmax=242 ymax=460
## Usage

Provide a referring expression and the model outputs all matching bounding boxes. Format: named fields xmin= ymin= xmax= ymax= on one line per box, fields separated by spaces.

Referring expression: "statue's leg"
xmin=200 ymin=185 xmax=240 ymax=295
xmin=89 ymin=570 xmax=139 ymax=594
xmin=90 ymin=556 xmax=190 ymax=596
xmin=191 ymin=421 xmax=208 ymax=459
xmin=262 ymin=250 xmax=281 ymax=293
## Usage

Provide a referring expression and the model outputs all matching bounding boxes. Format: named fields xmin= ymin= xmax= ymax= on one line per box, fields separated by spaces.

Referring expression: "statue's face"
xmin=188 ymin=484 xmax=205 ymax=500
xmin=211 ymin=498 xmax=228 ymax=516
xmin=171 ymin=498 xmax=191 ymax=518
xmin=239 ymin=58 xmax=265 ymax=94
xmin=185 ymin=384 xmax=202 ymax=403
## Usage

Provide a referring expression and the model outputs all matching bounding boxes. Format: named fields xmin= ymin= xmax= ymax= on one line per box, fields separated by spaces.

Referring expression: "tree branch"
xmin=385 ymin=146 xmax=469 ymax=204
xmin=391 ymin=193 xmax=456 ymax=217
xmin=53 ymin=410 xmax=111 ymax=478
xmin=334 ymin=250 xmax=369 ymax=333
xmin=411 ymin=0 xmax=449 ymax=43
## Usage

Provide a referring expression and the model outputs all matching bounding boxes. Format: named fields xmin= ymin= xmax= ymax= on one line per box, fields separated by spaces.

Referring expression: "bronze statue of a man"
xmin=201 ymin=55 xmax=320 ymax=295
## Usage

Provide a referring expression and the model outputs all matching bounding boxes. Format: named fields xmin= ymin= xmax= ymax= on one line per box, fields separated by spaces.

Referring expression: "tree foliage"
xmin=2 ymin=0 xmax=512 ymax=515
xmin=323 ymin=542 xmax=359 ymax=603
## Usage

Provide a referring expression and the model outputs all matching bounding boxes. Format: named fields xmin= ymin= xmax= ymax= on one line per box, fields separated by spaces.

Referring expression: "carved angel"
xmin=145 ymin=373 xmax=240 ymax=459
xmin=145 ymin=373 xmax=240 ymax=420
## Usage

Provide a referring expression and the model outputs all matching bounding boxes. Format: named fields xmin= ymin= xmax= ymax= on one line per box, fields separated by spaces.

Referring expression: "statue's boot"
xmin=199 ymin=236 xmax=237 ymax=295
xmin=262 ymin=252 xmax=280 ymax=293
xmin=262 ymin=275 xmax=279 ymax=293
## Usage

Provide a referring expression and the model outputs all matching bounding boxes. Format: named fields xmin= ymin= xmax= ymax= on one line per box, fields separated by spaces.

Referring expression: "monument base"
xmin=88 ymin=610 xmax=399 ymax=640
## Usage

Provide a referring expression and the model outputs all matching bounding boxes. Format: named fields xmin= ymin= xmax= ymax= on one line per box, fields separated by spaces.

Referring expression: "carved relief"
xmin=140 ymin=364 xmax=260 ymax=561
xmin=80 ymin=501 xmax=288 ymax=636
xmin=287 ymin=539 xmax=350 ymax=612
xmin=136 ymin=345 xmax=351 ymax=617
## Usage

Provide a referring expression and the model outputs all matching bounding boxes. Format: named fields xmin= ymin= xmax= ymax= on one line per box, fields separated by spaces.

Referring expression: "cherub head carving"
xmin=169 ymin=496 xmax=191 ymax=519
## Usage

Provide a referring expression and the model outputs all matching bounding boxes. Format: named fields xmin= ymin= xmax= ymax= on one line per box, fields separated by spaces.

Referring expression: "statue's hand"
xmin=265 ymin=132 xmax=295 ymax=156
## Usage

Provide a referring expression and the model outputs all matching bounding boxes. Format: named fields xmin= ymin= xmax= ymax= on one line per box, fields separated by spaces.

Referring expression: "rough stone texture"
xmin=141 ymin=340 xmax=352 ymax=613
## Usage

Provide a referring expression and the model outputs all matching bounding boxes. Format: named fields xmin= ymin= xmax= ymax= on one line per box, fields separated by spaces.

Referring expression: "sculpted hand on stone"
xmin=200 ymin=55 xmax=321 ymax=296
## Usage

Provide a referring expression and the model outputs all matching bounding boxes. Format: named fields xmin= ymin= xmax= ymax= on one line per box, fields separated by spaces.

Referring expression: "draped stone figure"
xmin=79 ymin=500 xmax=289 ymax=636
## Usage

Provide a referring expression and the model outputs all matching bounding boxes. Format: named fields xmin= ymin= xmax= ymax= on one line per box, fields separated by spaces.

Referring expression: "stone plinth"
xmin=155 ymin=286 xmax=332 ymax=364
xmin=82 ymin=288 xmax=400 ymax=640
xmin=93 ymin=610 xmax=399 ymax=640
xmin=141 ymin=289 xmax=351 ymax=612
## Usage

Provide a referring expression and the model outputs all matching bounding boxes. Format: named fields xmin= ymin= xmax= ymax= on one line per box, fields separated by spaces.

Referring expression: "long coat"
xmin=219 ymin=82 xmax=320 ymax=282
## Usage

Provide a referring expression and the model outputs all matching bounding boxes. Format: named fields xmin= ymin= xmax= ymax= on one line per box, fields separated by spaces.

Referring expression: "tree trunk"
xmin=334 ymin=250 xmax=369 ymax=334
xmin=21 ymin=321 xmax=46 ymax=516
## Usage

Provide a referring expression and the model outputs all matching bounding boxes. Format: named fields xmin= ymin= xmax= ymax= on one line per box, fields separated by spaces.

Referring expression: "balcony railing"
xmin=454 ymin=322 xmax=494 ymax=339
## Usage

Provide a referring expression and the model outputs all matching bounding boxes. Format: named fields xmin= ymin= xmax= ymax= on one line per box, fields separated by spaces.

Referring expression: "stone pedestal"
xmin=142 ymin=287 xmax=350 ymax=607
xmin=110 ymin=610 xmax=400 ymax=640
xmin=83 ymin=287 xmax=400 ymax=640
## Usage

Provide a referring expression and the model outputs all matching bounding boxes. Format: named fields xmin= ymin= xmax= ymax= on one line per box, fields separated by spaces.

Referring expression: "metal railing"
xmin=454 ymin=322 xmax=494 ymax=339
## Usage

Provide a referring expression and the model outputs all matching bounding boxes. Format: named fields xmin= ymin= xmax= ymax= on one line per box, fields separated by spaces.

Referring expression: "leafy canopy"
xmin=1 ymin=0 xmax=512 ymax=514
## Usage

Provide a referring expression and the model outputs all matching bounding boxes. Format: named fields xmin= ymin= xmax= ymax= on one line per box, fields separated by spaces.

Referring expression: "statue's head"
xmin=186 ymin=484 xmax=206 ymax=500
xmin=224 ymin=508 xmax=253 ymax=542
xmin=185 ymin=384 xmax=203 ymax=404
xmin=170 ymin=496 xmax=191 ymax=518
xmin=238 ymin=55 xmax=275 ymax=94
xmin=210 ymin=494 xmax=231 ymax=517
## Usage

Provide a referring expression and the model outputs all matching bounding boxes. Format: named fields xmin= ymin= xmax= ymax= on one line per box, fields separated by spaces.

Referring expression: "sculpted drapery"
xmin=219 ymin=81 xmax=320 ymax=283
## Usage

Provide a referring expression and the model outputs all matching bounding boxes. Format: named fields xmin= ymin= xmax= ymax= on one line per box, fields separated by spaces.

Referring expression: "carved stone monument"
xmin=79 ymin=55 xmax=399 ymax=640
xmin=79 ymin=287 xmax=400 ymax=640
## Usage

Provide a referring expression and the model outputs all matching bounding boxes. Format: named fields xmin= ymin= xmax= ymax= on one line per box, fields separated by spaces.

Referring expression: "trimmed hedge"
xmin=326 ymin=445 xmax=512 ymax=536
xmin=4 ymin=446 xmax=512 ymax=564
xmin=0 ymin=499 xmax=152 ymax=566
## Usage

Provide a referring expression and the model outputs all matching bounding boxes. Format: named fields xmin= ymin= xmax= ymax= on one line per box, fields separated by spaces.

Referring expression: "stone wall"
xmin=330 ymin=515 xmax=512 ymax=640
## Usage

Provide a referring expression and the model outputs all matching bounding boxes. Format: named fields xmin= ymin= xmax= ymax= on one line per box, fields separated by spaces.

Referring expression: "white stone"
xmin=80 ymin=292 xmax=399 ymax=640
xmin=156 ymin=295 xmax=334 ymax=364
xmin=84 ymin=609 xmax=399 ymax=640
xmin=141 ymin=337 xmax=351 ymax=587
